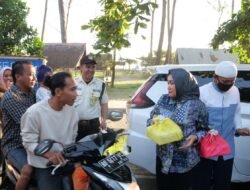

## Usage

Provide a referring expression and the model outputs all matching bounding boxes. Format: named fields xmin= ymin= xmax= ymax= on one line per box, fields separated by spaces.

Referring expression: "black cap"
xmin=80 ymin=55 xmax=97 ymax=65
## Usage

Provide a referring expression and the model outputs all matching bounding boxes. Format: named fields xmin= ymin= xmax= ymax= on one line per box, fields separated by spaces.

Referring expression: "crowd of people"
xmin=0 ymin=57 xmax=249 ymax=190
xmin=0 ymin=55 xmax=108 ymax=190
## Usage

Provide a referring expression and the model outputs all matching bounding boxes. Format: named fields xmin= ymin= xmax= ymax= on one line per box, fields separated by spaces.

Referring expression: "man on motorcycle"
xmin=21 ymin=72 xmax=79 ymax=190
xmin=1 ymin=61 xmax=36 ymax=190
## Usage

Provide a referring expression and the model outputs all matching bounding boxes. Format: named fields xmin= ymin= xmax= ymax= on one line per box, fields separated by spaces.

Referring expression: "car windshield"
xmin=192 ymin=71 xmax=250 ymax=103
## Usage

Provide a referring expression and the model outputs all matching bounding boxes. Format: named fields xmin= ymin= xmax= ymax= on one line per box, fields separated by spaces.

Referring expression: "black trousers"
xmin=76 ymin=118 xmax=100 ymax=141
xmin=35 ymin=165 xmax=74 ymax=190
xmin=192 ymin=157 xmax=234 ymax=190
xmin=156 ymin=157 xmax=194 ymax=190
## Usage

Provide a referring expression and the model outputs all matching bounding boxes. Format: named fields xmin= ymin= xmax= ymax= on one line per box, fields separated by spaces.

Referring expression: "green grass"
xmin=105 ymin=70 xmax=147 ymax=100
xmin=107 ymin=81 xmax=144 ymax=100
xmin=69 ymin=69 xmax=148 ymax=100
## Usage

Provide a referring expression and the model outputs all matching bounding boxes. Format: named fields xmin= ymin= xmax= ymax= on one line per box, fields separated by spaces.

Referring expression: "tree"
xmin=231 ymin=0 xmax=235 ymax=15
xmin=58 ymin=0 xmax=67 ymax=42
xmin=0 ymin=0 xmax=44 ymax=56
xmin=149 ymin=0 xmax=157 ymax=58
xmin=155 ymin=0 xmax=177 ymax=65
xmin=58 ymin=0 xmax=73 ymax=43
xmin=82 ymin=0 xmax=157 ymax=87
xmin=207 ymin=0 xmax=228 ymax=26
xmin=211 ymin=0 xmax=250 ymax=63
xmin=156 ymin=0 xmax=166 ymax=65
xmin=120 ymin=58 xmax=137 ymax=72
xmin=41 ymin=0 xmax=48 ymax=41
xmin=164 ymin=0 xmax=177 ymax=64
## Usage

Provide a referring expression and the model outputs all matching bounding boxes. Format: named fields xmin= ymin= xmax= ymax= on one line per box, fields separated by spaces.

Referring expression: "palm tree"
xmin=164 ymin=0 xmax=177 ymax=64
xmin=41 ymin=0 xmax=48 ymax=41
xmin=58 ymin=0 xmax=67 ymax=42
xmin=149 ymin=0 xmax=157 ymax=58
xmin=156 ymin=0 xmax=166 ymax=65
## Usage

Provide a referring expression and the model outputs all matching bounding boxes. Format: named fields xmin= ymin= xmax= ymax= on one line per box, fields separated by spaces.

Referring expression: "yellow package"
xmin=146 ymin=116 xmax=183 ymax=145
xmin=104 ymin=135 xmax=128 ymax=156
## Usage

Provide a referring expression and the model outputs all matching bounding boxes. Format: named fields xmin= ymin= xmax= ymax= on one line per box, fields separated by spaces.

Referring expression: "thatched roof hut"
xmin=43 ymin=43 xmax=86 ymax=69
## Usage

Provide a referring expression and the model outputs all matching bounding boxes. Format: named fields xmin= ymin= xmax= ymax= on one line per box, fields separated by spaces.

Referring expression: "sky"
xmin=25 ymin=0 xmax=241 ymax=59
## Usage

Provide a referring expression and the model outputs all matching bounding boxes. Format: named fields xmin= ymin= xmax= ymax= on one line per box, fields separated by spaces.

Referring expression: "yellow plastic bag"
xmin=104 ymin=135 xmax=128 ymax=156
xmin=146 ymin=116 xmax=183 ymax=145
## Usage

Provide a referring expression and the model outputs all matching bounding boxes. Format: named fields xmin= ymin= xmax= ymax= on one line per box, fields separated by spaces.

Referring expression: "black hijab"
xmin=168 ymin=68 xmax=199 ymax=100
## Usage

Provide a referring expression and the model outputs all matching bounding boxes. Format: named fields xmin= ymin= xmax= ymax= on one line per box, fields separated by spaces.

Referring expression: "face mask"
xmin=217 ymin=82 xmax=233 ymax=92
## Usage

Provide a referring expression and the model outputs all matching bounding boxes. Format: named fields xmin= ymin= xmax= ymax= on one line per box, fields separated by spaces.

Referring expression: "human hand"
xmin=44 ymin=152 xmax=65 ymax=166
xmin=236 ymin=128 xmax=250 ymax=136
xmin=100 ymin=120 xmax=107 ymax=130
xmin=179 ymin=135 xmax=198 ymax=150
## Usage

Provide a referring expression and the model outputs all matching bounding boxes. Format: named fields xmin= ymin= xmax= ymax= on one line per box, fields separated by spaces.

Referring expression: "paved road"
xmin=109 ymin=101 xmax=250 ymax=190
xmin=128 ymin=163 xmax=156 ymax=190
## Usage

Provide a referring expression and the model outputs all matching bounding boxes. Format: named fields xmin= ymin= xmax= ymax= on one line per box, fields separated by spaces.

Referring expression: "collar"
xmin=78 ymin=77 xmax=96 ymax=85
xmin=168 ymin=96 xmax=186 ymax=105
xmin=11 ymin=85 xmax=34 ymax=96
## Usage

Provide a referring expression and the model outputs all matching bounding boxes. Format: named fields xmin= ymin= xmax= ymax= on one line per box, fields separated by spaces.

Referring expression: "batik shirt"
xmin=147 ymin=94 xmax=208 ymax=174
xmin=1 ymin=85 xmax=35 ymax=156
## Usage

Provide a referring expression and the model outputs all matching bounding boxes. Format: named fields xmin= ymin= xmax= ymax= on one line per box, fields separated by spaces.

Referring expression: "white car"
xmin=126 ymin=64 xmax=250 ymax=182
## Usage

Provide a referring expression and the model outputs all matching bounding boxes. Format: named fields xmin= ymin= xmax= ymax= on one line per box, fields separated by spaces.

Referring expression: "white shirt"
xmin=74 ymin=77 xmax=108 ymax=120
xmin=36 ymin=87 xmax=51 ymax=102
xmin=199 ymin=82 xmax=241 ymax=160
xmin=21 ymin=100 xmax=79 ymax=168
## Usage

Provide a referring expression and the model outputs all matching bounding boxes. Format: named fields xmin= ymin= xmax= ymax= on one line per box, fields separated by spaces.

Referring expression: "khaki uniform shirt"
xmin=74 ymin=77 xmax=108 ymax=120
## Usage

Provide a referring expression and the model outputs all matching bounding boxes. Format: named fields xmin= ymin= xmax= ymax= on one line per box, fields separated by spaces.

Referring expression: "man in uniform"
xmin=74 ymin=55 xmax=108 ymax=141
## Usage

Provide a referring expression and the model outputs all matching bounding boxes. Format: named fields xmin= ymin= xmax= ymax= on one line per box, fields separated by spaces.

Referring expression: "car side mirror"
xmin=34 ymin=139 xmax=55 ymax=156
xmin=108 ymin=111 xmax=123 ymax=121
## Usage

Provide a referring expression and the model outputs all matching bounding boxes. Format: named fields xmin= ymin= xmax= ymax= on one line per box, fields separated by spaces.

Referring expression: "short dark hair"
xmin=12 ymin=61 xmax=33 ymax=84
xmin=46 ymin=72 xmax=72 ymax=96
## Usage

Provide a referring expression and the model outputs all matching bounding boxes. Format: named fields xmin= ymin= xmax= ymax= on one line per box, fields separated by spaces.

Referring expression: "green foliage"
xmin=0 ymin=0 xmax=44 ymax=56
xmin=82 ymin=0 xmax=157 ymax=53
xmin=211 ymin=0 xmax=250 ymax=63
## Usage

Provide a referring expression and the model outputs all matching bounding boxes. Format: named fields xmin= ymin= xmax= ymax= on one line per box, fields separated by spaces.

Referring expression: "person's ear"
xmin=15 ymin=73 xmax=22 ymax=82
xmin=213 ymin=75 xmax=219 ymax=83
xmin=55 ymin=88 xmax=62 ymax=97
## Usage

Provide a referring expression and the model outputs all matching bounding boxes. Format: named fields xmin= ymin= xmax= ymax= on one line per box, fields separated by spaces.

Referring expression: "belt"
xmin=78 ymin=118 xmax=99 ymax=126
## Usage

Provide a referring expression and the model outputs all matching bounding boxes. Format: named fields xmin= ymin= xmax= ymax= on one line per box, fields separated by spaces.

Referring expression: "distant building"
xmin=176 ymin=48 xmax=239 ymax=64
xmin=0 ymin=56 xmax=45 ymax=69
xmin=43 ymin=43 xmax=86 ymax=70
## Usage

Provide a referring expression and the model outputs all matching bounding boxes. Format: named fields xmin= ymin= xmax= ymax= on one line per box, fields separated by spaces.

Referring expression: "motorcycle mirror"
xmin=34 ymin=139 xmax=55 ymax=156
xmin=108 ymin=111 xmax=123 ymax=121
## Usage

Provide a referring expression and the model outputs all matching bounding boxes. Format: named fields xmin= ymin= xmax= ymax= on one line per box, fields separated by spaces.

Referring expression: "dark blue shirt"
xmin=1 ymin=85 xmax=35 ymax=156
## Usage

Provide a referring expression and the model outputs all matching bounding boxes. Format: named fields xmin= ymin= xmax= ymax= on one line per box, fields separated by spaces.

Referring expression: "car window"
xmin=235 ymin=71 xmax=250 ymax=103
xmin=192 ymin=71 xmax=250 ymax=103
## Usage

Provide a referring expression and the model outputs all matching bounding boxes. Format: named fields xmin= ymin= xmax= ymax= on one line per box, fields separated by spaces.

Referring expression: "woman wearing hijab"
xmin=147 ymin=68 xmax=208 ymax=190
xmin=0 ymin=66 xmax=13 ymax=96
xmin=0 ymin=66 xmax=13 ymax=137
xmin=36 ymin=65 xmax=53 ymax=102
xmin=0 ymin=66 xmax=13 ymax=116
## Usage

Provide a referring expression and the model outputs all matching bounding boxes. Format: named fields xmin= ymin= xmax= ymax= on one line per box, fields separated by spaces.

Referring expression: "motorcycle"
xmin=0 ymin=111 xmax=140 ymax=190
